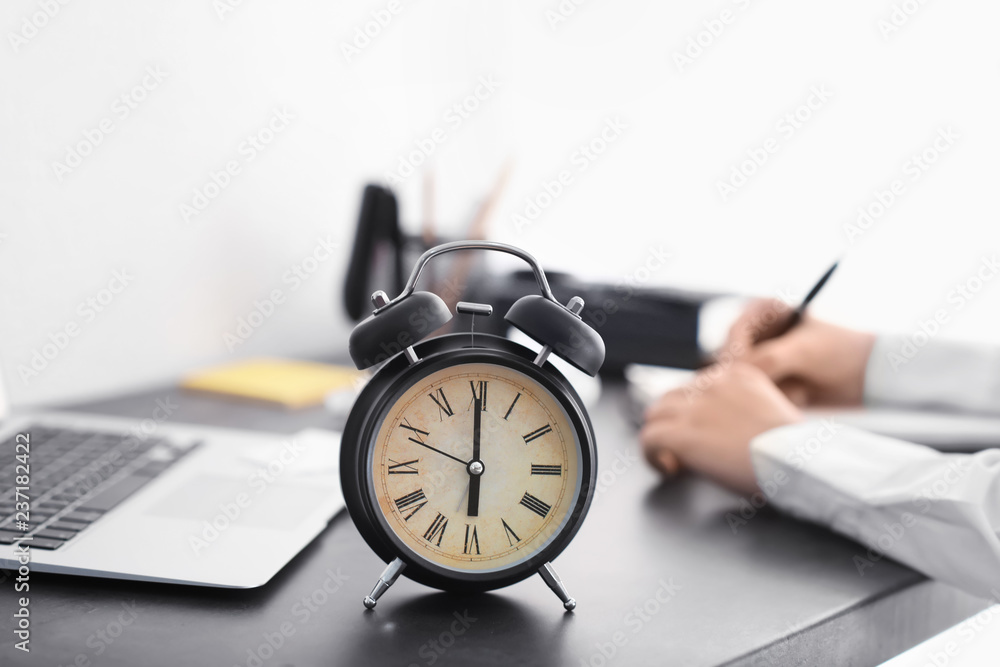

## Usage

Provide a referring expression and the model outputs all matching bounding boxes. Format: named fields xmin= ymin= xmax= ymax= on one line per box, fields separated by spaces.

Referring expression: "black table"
xmin=1 ymin=382 xmax=988 ymax=666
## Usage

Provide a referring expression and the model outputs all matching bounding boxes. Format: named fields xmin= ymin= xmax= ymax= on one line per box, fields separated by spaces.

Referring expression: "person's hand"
xmin=640 ymin=363 xmax=803 ymax=494
xmin=722 ymin=298 xmax=876 ymax=407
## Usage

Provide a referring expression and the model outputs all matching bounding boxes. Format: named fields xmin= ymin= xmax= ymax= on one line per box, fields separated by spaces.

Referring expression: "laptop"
xmin=0 ymin=360 xmax=344 ymax=588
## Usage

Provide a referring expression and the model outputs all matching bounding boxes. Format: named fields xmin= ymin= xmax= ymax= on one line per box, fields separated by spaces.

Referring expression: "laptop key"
xmin=0 ymin=530 xmax=26 ymax=544
xmin=33 ymin=528 xmax=76 ymax=541
xmin=62 ymin=510 xmax=103 ymax=524
xmin=78 ymin=474 xmax=154 ymax=512
xmin=48 ymin=522 xmax=84 ymax=533
xmin=135 ymin=460 xmax=173 ymax=477
xmin=35 ymin=500 xmax=65 ymax=509
xmin=28 ymin=537 xmax=65 ymax=550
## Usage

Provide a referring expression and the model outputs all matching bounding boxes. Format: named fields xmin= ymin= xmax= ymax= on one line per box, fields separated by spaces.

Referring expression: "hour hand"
xmin=468 ymin=397 xmax=482 ymax=517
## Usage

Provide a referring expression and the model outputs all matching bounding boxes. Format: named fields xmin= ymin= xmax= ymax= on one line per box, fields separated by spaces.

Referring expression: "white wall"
xmin=2 ymin=0 xmax=999 ymax=406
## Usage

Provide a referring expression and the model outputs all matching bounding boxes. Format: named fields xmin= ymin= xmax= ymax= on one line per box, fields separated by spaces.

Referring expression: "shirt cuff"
xmin=749 ymin=419 xmax=942 ymax=536
xmin=752 ymin=419 xmax=1000 ymax=599
xmin=749 ymin=421 xmax=848 ymax=528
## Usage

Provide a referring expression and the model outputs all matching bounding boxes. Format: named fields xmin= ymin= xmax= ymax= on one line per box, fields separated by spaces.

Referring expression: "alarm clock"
xmin=342 ymin=241 xmax=604 ymax=610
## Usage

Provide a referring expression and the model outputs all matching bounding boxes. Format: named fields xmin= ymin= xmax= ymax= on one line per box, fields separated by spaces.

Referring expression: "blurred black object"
xmin=343 ymin=185 xmax=406 ymax=321
xmin=464 ymin=271 xmax=713 ymax=372
xmin=342 ymin=183 xmax=719 ymax=373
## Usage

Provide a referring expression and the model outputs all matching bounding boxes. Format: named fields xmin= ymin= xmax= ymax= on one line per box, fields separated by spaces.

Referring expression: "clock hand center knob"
xmin=467 ymin=460 xmax=485 ymax=476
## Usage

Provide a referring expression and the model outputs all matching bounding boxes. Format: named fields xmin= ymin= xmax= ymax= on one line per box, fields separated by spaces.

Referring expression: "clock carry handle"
xmin=348 ymin=240 xmax=606 ymax=375
xmin=382 ymin=240 xmax=559 ymax=310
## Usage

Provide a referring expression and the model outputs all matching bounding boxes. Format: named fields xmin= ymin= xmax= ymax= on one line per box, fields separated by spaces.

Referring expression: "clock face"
xmin=370 ymin=362 xmax=582 ymax=573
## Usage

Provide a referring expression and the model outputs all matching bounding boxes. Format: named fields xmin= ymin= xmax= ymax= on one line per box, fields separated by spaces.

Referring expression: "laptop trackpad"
xmin=145 ymin=475 xmax=331 ymax=530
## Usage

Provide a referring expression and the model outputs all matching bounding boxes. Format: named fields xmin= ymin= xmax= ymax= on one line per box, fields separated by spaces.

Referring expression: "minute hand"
xmin=408 ymin=437 xmax=468 ymax=466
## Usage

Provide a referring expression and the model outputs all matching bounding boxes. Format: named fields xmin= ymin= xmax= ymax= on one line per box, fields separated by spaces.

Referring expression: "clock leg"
xmin=538 ymin=562 xmax=577 ymax=611
xmin=363 ymin=557 xmax=406 ymax=609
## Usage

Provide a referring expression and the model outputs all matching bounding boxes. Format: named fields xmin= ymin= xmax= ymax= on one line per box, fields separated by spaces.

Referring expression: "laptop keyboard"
xmin=0 ymin=424 xmax=200 ymax=550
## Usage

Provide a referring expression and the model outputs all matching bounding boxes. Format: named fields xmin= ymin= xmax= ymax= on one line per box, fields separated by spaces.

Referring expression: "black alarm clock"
xmin=342 ymin=241 xmax=604 ymax=611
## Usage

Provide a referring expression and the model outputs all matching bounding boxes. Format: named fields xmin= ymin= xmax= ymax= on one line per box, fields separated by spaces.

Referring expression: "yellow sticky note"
xmin=182 ymin=358 xmax=362 ymax=409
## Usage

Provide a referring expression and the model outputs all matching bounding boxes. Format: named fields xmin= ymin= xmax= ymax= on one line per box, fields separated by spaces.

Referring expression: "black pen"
xmin=769 ymin=260 xmax=839 ymax=339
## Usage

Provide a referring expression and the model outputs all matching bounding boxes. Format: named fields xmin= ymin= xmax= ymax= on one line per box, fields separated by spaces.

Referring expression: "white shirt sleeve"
xmin=751 ymin=420 xmax=1000 ymax=600
xmin=865 ymin=335 xmax=1000 ymax=414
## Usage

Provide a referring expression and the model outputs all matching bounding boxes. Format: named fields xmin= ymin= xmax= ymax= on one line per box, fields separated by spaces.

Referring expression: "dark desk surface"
xmin=1 ymin=382 xmax=989 ymax=666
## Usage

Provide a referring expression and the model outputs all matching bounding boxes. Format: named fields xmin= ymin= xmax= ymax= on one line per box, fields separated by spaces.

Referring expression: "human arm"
xmin=864 ymin=335 xmax=1000 ymax=414
xmin=753 ymin=420 xmax=1000 ymax=600
xmin=640 ymin=361 xmax=1000 ymax=600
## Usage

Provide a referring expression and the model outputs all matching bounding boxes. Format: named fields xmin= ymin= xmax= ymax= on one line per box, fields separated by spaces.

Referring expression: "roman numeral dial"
xmin=463 ymin=524 xmax=480 ymax=555
xmin=428 ymin=388 xmax=454 ymax=420
xmin=423 ymin=513 xmax=448 ymax=546
xmin=468 ymin=381 xmax=488 ymax=411
xmin=502 ymin=518 xmax=521 ymax=546
xmin=522 ymin=424 xmax=552 ymax=444
xmin=519 ymin=492 xmax=551 ymax=518
xmin=372 ymin=362 xmax=581 ymax=571
xmin=394 ymin=489 xmax=427 ymax=520
xmin=388 ymin=458 xmax=419 ymax=474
